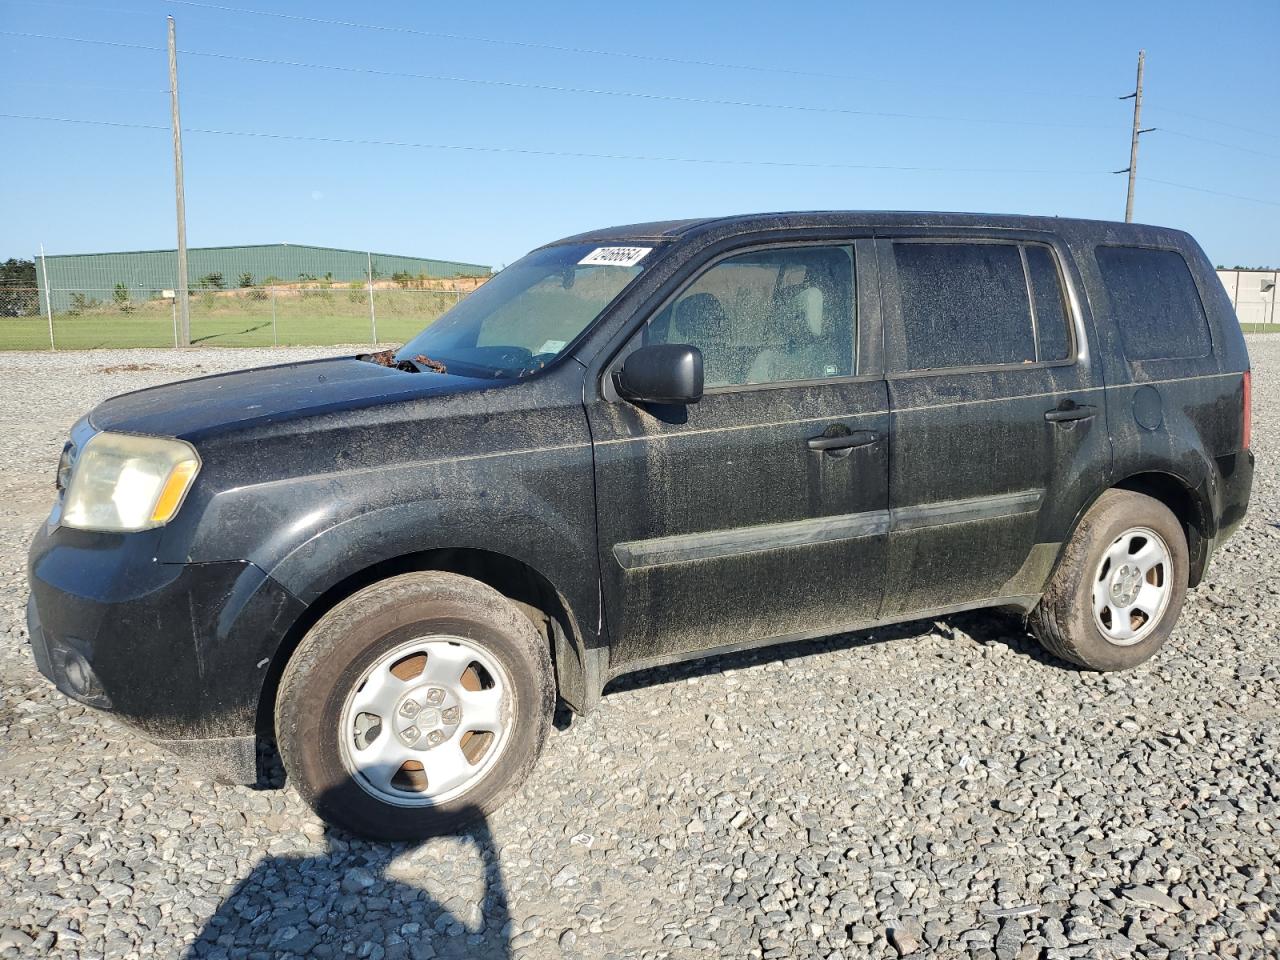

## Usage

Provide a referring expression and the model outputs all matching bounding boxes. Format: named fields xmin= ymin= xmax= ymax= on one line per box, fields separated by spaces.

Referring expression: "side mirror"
xmin=614 ymin=344 xmax=704 ymax=405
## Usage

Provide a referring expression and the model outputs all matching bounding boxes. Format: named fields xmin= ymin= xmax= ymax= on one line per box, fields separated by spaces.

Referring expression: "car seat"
xmin=745 ymin=285 xmax=843 ymax=384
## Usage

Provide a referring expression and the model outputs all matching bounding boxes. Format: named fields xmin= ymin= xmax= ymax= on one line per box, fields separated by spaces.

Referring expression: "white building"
xmin=1216 ymin=268 xmax=1278 ymax=328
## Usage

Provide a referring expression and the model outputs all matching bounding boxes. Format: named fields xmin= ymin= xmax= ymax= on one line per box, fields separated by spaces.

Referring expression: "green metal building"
xmin=36 ymin=243 xmax=490 ymax=312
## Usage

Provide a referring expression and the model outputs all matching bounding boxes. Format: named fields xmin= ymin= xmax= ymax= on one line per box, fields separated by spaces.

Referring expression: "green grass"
xmin=0 ymin=288 xmax=462 ymax=351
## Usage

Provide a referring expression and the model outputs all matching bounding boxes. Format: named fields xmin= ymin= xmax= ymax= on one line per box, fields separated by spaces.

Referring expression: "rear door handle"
xmin=1045 ymin=403 xmax=1097 ymax=424
xmin=807 ymin=429 xmax=879 ymax=452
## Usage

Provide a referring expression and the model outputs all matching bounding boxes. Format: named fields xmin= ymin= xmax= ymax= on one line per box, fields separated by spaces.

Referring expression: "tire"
xmin=275 ymin=571 xmax=554 ymax=840
xmin=1030 ymin=489 xmax=1189 ymax=671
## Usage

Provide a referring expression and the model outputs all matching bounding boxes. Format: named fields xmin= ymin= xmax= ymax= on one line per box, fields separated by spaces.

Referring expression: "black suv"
xmin=27 ymin=212 xmax=1253 ymax=839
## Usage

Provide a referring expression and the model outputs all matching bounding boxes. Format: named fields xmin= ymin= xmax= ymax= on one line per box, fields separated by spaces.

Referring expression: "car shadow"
xmin=603 ymin=606 xmax=1071 ymax=697
xmin=185 ymin=800 xmax=512 ymax=960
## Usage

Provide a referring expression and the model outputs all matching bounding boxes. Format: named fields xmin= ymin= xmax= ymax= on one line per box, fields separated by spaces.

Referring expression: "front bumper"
xmin=26 ymin=519 xmax=306 ymax=784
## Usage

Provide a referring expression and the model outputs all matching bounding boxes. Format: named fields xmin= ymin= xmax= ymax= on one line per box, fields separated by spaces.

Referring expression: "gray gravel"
xmin=1 ymin=341 xmax=1277 ymax=960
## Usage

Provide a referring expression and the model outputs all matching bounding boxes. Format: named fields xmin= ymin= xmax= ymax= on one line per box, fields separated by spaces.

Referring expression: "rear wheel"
xmin=1031 ymin=490 xmax=1189 ymax=671
xmin=275 ymin=572 xmax=554 ymax=840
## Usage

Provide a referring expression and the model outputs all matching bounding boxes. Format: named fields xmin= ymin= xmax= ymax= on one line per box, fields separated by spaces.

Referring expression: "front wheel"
xmin=1031 ymin=489 xmax=1189 ymax=671
xmin=275 ymin=572 xmax=554 ymax=840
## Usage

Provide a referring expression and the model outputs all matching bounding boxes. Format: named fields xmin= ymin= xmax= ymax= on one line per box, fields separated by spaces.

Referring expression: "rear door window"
xmin=890 ymin=241 xmax=1073 ymax=371
xmin=1095 ymin=246 xmax=1212 ymax=361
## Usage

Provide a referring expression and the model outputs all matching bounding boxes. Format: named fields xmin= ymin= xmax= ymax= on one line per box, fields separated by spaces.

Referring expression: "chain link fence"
xmin=4 ymin=268 xmax=1275 ymax=352
xmin=0 ymin=279 xmax=477 ymax=351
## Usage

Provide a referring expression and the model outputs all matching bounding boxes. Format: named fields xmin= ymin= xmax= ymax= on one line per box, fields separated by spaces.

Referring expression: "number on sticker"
xmin=578 ymin=246 xmax=651 ymax=268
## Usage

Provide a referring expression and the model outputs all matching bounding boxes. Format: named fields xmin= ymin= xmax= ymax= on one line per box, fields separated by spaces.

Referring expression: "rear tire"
xmin=275 ymin=571 xmax=554 ymax=840
xmin=1030 ymin=490 xmax=1188 ymax=671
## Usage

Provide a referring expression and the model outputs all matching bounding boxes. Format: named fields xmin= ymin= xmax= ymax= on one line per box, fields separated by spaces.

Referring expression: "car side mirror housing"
xmin=614 ymin=344 xmax=704 ymax=406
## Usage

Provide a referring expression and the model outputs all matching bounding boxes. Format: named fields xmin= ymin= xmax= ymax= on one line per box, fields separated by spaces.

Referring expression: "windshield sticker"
xmin=578 ymin=246 xmax=652 ymax=268
xmin=536 ymin=339 xmax=568 ymax=355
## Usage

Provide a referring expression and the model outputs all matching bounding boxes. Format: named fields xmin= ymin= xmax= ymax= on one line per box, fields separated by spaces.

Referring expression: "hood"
xmin=87 ymin=356 xmax=496 ymax=439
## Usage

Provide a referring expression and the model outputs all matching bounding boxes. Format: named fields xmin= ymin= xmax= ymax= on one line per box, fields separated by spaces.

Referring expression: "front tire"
xmin=275 ymin=572 xmax=554 ymax=840
xmin=1031 ymin=490 xmax=1189 ymax=671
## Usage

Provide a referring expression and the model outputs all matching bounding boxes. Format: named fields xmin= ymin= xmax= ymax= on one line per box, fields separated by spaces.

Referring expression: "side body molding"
xmin=614 ymin=489 xmax=1044 ymax=571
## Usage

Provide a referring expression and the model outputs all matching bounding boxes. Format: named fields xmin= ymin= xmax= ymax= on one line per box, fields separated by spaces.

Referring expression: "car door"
xmin=585 ymin=239 xmax=890 ymax=671
xmin=876 ymin=232 xmax=1110 ymax=618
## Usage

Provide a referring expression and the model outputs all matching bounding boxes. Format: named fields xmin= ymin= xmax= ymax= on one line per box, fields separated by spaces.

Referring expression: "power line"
xmin=1 ymin=30 xmax=163 ymax=55
xmin=8 ymin=30 xmax=1274 ymax=214
xmin=181 ymin=53 xmax=1107 ymax=130
xmin=0 ymin=112 xmax=1106 ymax=175
xmin=10 ymin=1 xmax=1273 ymax=146
xmin=1151 ymin=106 xmax=1280 ymax=143
xmin=0 ymin=30 xmax=1112 ymax=130
xmin=1139 ymin=176 xmax=1280 ymax=209
xmin=3 ymin=79 xmax=168 ymax=94
xmin=6 ymin=0 xmax=157 ymax=15
xmin=11 ymin=111 xmax=1276 ymax=210
xmin=164 ymin=0 xmax=1120 ymax=102
xmin=1158 ymin=128 xmax=1280 ymax=163
xmin=167 ymin=0 xmax=873 ymax=82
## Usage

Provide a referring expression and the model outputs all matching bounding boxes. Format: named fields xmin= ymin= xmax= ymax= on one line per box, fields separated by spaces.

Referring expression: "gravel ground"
xmin=0 ymin=342 xmax=1276 ymax=960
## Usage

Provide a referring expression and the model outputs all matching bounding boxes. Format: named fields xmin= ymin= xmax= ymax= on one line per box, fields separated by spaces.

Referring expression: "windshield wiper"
xmin=411 ymin=354 xmax=448 ymax=374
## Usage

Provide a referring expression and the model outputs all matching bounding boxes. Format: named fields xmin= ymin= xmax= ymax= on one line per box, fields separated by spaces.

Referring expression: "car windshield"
xmin=395 ymin=242 xmax=654 ymax=379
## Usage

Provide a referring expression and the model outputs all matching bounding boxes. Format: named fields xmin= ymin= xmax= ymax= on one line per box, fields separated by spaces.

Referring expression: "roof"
xmin=549 ymin=210 xmax=1188 ymax=247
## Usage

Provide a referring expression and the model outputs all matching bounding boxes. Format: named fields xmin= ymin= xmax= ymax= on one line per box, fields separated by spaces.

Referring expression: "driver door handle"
xmin=807 ymin=429 xmax=880 ymax=452
xmin=1044 ymin=403 xmax=1097 ymax=424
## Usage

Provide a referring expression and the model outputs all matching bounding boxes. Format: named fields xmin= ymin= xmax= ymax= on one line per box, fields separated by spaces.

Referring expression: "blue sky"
xmin=2 ymin=0 xmax=1277 ymax=268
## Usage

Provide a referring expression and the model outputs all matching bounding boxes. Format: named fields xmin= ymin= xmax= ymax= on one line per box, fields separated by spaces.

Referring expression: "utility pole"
xmin=39 ymin=243 xmax=54 ymax=351
xmin=168 ymin=16 xmax=191 ymax=346
xmin=367 ymin=251 xmax=378 ymax=345
xmin=1115 ymin=50 xmax=1156 ymax=223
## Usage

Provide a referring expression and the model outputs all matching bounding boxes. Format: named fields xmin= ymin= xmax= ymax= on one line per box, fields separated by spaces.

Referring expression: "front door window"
xmin=644 ymin=246 xmax=856 ymax=388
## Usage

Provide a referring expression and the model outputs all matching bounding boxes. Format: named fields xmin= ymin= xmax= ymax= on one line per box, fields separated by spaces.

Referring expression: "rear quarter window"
xmin=1024 ymin=245 xmax=1072 ymax=362
xmin=1095 ymin=246 xmax=1212 ymax=361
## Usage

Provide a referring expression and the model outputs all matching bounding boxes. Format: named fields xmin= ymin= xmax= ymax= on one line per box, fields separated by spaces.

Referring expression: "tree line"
xmin=0 ymin=258 xmax=37 ymax=317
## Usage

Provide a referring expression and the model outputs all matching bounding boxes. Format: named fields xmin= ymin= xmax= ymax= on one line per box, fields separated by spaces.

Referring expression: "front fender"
xmin=200 ymin=441 xmax=600 ymax=680
xmin=267 ymin=493 xmax=597 ymax=619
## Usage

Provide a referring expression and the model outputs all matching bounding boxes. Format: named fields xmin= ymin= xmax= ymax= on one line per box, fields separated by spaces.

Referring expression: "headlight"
xmin=62 ymin=432 xmax=201 ymax=532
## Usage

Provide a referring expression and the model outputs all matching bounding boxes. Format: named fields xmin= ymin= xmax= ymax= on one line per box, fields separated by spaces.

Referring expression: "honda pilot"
xmin=27 ymin=212 xmax=1253 ymax=839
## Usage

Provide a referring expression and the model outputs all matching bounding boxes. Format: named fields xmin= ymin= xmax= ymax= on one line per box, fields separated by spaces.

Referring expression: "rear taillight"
xmin=1243 ymin=370 xmax=1252 ymax=450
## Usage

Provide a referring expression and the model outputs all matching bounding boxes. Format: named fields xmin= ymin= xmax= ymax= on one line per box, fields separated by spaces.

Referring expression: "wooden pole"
xmin=168 ymin=16 xmax=191 ymax=345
